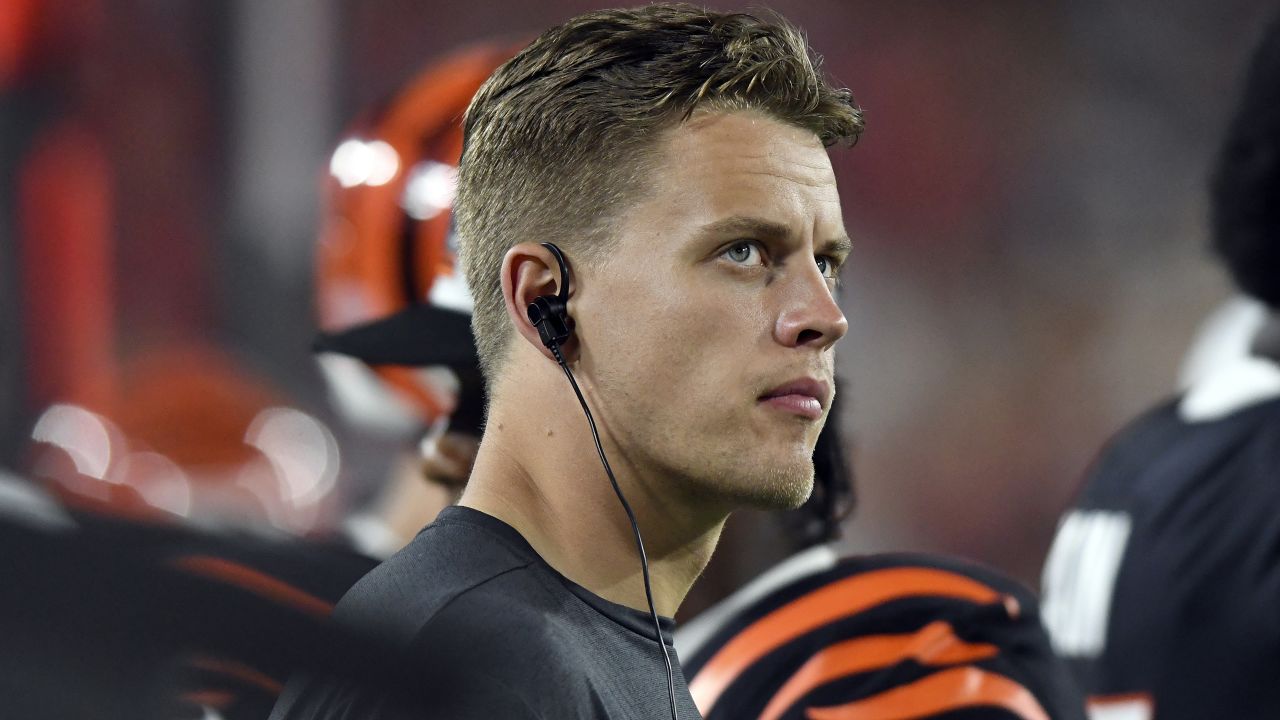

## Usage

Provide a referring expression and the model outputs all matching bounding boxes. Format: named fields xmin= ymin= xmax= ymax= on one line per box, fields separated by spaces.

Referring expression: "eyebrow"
xmin=696 ymin=215 xmax=852 ymax=257
xmin=818 ymin=235 xmax=853 ymax=258
xmin=698 ymin=216 xmax=788 ymax=240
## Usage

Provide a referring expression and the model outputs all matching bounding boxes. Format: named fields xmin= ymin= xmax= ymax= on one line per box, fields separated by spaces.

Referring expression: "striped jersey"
xmin=679 ymin=548 xmax=1086 ymax=720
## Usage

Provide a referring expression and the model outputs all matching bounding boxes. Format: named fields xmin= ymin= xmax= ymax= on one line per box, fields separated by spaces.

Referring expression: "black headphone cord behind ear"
xmin=534 ymin=243 xmax=679 ymax=720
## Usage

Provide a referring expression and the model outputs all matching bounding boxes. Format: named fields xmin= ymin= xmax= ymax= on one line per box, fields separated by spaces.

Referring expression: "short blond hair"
xmin=456 ymin=3 xmax=863 ymax=388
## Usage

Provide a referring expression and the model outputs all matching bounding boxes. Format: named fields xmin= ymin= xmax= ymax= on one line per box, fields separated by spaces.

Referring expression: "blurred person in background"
xmin=1 ymin=6 xmax=388 ymax=715
xmin=309 ymin=42 xmax=519 ymax=558
xmin=4 ymin=343 xmax=382 ymax=720
xmin=0 ymin=40 xmax=517 ymax=720
xmin=0 ymin=39 xmax=521 ymax=719
xmin=272 ymin=5 xmax=861 ymax=718
xmin=1040 ymin=12 xmax=1280 ymax=720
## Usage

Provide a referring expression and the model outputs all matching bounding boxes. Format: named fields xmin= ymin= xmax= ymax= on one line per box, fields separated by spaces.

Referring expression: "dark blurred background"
xmin=2 ymin=0 xmax=1274 ymax=589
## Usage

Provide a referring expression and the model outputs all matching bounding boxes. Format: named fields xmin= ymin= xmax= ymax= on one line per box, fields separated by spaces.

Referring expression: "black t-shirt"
xmin=270 ymin=505 xmax=703 ymax=720
xmin=1042 ymin=394 xmax=1280 ymax=719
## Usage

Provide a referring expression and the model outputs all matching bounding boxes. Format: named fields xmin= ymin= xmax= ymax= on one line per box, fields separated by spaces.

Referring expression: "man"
xmin=272 ymin=4 xmax=861 ymax=718
xmin=1040 ymin=13 xmax=1280 ymax=720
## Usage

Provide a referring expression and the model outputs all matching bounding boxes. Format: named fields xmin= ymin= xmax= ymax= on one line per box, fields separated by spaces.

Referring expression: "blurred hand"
xmin=418 ymin=431 xmax=480 ymax=490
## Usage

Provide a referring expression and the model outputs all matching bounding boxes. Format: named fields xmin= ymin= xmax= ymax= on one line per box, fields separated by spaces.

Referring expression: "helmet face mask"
xmin=315 ymin=44 xmax=517 ymax=438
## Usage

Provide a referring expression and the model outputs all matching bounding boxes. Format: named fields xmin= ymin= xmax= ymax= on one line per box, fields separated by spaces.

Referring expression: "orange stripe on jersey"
xmin=805 ymin=666 xmax=1050 ymax=720
xmin=689 ymin=566 xmax=1007 ymax=714
xmin=180 ymin=690 xmax=235 ymax=709
xmin=759 ymin=621 xmax=999 ymax=720
xmin=171 ymin=555 xmax=334 ymax=619
xmin=1086 ymin=692 xmax=1155 ymax=720
xmin=189 ymin=654 xmax=286 ymax=694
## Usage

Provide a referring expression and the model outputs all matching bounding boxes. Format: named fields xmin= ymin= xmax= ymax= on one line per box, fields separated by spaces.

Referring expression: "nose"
xmin=773 ymin=264 xmax=848 ymax=350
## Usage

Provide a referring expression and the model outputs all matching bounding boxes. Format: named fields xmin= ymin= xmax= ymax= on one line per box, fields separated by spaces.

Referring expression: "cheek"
xmin=588 ymin=274 xmax=771 ymax=394
xmin=635 ymin=292 xmax=766 ymax=391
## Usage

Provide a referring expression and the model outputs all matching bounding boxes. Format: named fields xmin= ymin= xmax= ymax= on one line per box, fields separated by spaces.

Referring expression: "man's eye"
xmin=724 ymin=241 xmax=763 ymax=265
xmin=816 ymin=255 xmax=839 ymax=279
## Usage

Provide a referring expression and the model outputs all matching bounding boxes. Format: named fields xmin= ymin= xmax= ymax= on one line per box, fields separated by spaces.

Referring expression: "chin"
xmin=716 ymin=459 xmax=815 ymax=512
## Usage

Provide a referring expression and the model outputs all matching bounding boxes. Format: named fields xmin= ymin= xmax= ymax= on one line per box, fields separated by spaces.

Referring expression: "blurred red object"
xmin=28 ymin=344 xmax=341 ymax=533
xmin=0 ymin=0 xmax=38 ymax=87
xmin=18 ymin=120 xmax=117 ymax=410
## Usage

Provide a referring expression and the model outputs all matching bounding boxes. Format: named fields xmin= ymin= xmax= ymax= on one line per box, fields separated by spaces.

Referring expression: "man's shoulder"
xmin=269 ymin=511 xmax=593 ymax=720
xmin=333 ymin=508 xmax=552 ymax=645
xmin=1074 ymin=393 xmax=1280 ymax=512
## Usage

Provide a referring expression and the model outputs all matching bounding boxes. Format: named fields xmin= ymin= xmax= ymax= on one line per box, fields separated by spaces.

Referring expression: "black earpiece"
xmin=526 ymin=242 xmax=575 ymax=352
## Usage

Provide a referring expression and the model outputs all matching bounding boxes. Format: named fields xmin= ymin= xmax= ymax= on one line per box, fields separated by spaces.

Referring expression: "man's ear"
xmin=501 ymin=242 xmax=576 ymax=363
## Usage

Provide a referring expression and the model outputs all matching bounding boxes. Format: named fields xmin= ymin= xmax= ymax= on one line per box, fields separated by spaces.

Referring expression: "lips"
xmin=758 ymin=378 xmax=831 ymax=420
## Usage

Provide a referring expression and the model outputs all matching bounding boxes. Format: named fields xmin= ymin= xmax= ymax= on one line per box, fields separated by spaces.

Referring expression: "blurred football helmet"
xmin=313 ymin=42 xmax=517 ymax=439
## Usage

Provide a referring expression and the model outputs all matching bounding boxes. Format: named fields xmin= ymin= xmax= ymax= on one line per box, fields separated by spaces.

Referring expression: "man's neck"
xmin=458 ymin=399 xmax=727 ymax=618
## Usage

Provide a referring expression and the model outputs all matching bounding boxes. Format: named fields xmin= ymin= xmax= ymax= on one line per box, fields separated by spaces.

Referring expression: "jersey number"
xmin=1040 ymin=509 xmax=1132 ymax=658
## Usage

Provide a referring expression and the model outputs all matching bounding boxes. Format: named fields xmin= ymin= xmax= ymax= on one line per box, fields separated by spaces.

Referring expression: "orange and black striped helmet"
xmin=680 ymin=552 xmax=1087 ymax=720
xmin=313 ymin=42 xmax=519 ymax=437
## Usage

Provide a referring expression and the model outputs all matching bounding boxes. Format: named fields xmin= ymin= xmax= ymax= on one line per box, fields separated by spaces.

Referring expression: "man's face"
xmin=577 ymin=110 xmax=849 ymax=513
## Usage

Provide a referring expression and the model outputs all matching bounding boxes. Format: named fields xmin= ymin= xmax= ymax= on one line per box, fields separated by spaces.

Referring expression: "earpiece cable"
xmin=551 ymin=344 xmax=680 ymax=720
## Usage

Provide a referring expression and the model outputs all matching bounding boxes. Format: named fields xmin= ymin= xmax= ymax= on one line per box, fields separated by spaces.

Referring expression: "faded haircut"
xmin=455 ymin=3 xmax=864 ymax=388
